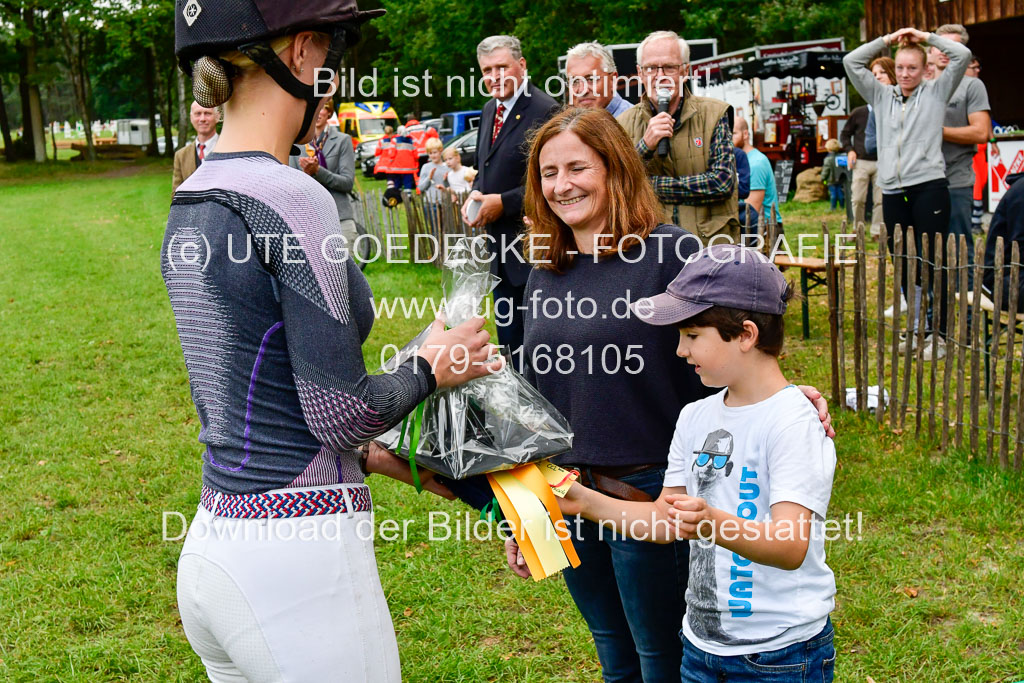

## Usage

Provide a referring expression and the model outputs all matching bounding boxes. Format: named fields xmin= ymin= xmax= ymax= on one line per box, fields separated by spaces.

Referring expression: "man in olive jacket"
xmin=617 ymin=31 xmax=740 ymax=245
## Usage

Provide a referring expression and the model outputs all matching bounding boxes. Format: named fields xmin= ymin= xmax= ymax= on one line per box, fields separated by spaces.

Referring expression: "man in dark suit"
xmin=462 ymin=35 xmax=559 ymax=359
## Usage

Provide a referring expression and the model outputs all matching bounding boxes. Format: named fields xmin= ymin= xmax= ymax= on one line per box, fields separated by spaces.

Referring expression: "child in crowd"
xmin=442 ymin=147 xmax=474 ymax=199
xmin=557 ymin=244 xmax=838 ymax=682
xmin=418 ymin=138 xmax=449 ymax=230
xmin=418 ymin=138 xmax=449 ymax=200
xmin=821 ymin=138 xmax=845 ymax=212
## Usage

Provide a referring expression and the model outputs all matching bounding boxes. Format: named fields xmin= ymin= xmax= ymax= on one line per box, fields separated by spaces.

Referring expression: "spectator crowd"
xmin=165 ymin=9 xmax=1014 ymax=680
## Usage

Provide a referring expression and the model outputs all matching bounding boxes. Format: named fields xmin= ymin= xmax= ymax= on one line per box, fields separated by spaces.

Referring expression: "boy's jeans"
xmin=828 ymin=184 xmax=844 ymax=211
xmin=680 ymin=617 xmax=835 ymax=682
xmin=561 ymin=466 xmax=690 ymax=683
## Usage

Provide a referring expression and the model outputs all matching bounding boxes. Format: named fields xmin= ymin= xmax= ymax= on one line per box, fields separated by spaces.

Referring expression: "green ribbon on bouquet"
xmin=480 ymin=496 xmax=504 ymax=523
xmin=396 ymin=401 xmax=426 ymax=493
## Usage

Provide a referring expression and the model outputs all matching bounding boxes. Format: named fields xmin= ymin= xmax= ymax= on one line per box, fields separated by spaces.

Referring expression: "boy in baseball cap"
xmin=557 ymin=244 xmax=838 ymax=681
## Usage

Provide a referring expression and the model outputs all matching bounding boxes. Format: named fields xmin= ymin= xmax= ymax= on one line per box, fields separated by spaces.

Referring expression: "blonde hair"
xmin=220 ymin=35 xmax=297 ymax=71
xmin=825 ymin=138 xmax=841 ymax=152
xmin=425 ymin=138 xmax=443 ymax=152
xmin=895 ymin=40 xmax=928 ymax=66
xmin=442 ymin=147 xmax=460 ymax=160
xmin=193 ymin=32 xmax=330 ymax=108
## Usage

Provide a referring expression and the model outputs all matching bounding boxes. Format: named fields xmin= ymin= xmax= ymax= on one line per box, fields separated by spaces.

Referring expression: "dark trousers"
xmin=493 ymin=276 xmax=525 ymax=369
xmin=388 ymin=173 xmax=415 ymax=190
xmin=948 ymin=186 xmax=976 ymax=291
xmin=561 ymin=467 xmax=688 ymax=683
xmin=883 ymin=180 xmax=951 ymax=336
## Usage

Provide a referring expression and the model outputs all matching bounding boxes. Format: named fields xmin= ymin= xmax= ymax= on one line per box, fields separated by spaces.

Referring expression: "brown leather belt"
xmin=569 ymin=463 xmax=662 ymax=503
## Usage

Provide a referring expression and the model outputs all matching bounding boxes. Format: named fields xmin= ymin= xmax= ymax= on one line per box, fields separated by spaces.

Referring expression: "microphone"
xmin=656 ymin=88 xmax=671 ymax=157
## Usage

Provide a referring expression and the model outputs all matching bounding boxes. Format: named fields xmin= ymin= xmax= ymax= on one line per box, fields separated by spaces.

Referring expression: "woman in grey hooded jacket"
xmin=844 ymin=27 xmax=970 ymax=356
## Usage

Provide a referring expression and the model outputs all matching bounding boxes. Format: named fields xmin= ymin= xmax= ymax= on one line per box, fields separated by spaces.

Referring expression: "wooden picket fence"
xmin=829 ymin=221 xmax=1023 ymax=471
xmin=359 ymin=188 xmax=483 ymax=267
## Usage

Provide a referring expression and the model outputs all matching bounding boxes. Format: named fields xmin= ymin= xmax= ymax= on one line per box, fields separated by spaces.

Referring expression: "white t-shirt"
xmin=445 ymin=166 xmax=474 ymax=194
xmin=663 ymin=384 xmax=837 ymax=656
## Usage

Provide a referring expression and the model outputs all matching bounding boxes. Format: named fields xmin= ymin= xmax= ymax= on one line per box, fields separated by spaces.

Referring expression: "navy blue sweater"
xmin=522 ymin=225 xmax=714 ymax=467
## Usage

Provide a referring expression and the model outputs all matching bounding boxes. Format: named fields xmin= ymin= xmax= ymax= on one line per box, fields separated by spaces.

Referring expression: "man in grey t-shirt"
xmin=931 ymin=23 xmax=991 ymax=285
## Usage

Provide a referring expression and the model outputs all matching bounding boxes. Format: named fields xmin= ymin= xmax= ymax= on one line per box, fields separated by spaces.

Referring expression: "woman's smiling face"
xmin=538 ymin=130 xmax=609 ymax=238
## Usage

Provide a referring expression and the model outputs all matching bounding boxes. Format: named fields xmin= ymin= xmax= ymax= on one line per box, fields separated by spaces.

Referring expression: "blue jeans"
xmin=561 ymin=466 xmax=688 ymax=683
xmin=828 ymin=184 xmax=844 ymax=211
xmin=681 ymin=618 xmax=835 ymax=682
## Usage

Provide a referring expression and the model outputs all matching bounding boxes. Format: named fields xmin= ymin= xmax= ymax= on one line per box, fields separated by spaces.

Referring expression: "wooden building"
xmin=863 ymin=0 xmax=1023 ymax=126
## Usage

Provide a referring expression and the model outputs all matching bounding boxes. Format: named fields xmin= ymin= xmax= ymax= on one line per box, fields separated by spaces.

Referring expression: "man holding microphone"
xmin=617 ymin=30 xmax=740 ymax=245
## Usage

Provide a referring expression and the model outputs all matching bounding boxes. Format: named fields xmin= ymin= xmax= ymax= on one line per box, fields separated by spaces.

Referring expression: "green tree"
xmin=367 ymin=0 xmax=863 ymax=117
xmin=52 ymin=0 xmax=101 ymax=161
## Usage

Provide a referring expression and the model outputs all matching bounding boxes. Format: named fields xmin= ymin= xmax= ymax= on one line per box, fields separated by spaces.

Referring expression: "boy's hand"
xmin=665 ymin=494 xmax=712 ymax=540
xmin=504 ymin=537 xmax=531 ymax=579
xmin=555 ymin=480 xmax=585 ymax=518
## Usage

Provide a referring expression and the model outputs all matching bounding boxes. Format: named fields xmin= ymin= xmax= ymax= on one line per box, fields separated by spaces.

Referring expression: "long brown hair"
xmin=524 ymin=107 xmax=661 ymax=273
xmin=868 ymin=56 xmax=896 ymax=85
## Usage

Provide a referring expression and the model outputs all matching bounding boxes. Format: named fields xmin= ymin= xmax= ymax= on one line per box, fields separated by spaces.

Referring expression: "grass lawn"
xmin=0 ymin=159 xmax=1022 ymax=681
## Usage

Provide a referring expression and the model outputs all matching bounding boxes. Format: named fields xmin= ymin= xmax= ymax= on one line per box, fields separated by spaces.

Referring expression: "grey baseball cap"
xmin=631 ymin=244 xmax=788 ymax=326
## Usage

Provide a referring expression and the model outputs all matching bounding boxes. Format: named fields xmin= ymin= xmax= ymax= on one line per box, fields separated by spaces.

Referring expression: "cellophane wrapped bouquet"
xmin=378 ymin=236 xmax=573 ymax=479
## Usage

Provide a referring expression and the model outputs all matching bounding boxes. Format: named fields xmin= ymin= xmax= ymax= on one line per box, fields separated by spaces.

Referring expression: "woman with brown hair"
xmin=502 ymin=107 xmax=832 ymax=682
xmin=869 ymin=56 xmax=897 ymax=85
xmin=863 ymin=57 xmax=896 ymax=159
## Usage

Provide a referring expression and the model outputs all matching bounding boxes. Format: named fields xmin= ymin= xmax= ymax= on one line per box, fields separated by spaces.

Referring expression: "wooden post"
xmin=360 ymin=191 xmax=371 ymax=239
xmin=838 ymin=254 xmax=847 ymax=409
xmin=915 ymin=235 xmax=929 ymax=436
xmin=861 ymin=223 xmax=870 ymax=416
xmin=826 ymin=221 xmax=841 ymax=408
xmin=999 ymin=242 xmax=1019 ymax=468
xmin=956 ymin=236 xmax=969 ymax=449
xmin=853 ymin=220 xmax=865 ymax=413
xmin=901 ymin=227 xmax=918 ymax=431
xmin=889 ymin=226 xmax=904 ymax=429
xmin=927 ymin=233 xmax=942 ymax=440
xmin=876 ymin=223 xmax=888 ymax=427
xmin=986 ymin=236 xmax=1005 ymax=463
xmin=1016 ymin=257 xmax=1024 ymax=469
xmin=942 ymin=233 xmax=957 ymax=450
xmin=969 ymin=238 xmax=984 ymax=455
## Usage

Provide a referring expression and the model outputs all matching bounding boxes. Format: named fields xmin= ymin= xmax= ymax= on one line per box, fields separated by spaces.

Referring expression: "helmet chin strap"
xmin=238 ymin=28 xmax=350 ymax=145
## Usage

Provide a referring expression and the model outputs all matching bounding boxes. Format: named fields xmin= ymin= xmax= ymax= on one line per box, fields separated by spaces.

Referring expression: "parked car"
xmin=439 ymin=111 xmax=482 ymax=143
xmin=354 ymin=137 xmax=379 ymax=164
xmin=418 ymin=117 xmax=444 ymax=135
xmin=362 ymin=154 xmax=378 ymax=178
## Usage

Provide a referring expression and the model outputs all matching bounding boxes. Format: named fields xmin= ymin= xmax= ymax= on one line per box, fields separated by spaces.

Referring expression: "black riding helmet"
xmin=174 ymin=0 xmax=384 ymax=145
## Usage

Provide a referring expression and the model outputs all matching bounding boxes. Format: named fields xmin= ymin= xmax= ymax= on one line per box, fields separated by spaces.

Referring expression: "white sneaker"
xmin=897 ymin=333 xmax=917 ymax=354
xmin=922 ymin=334 xmax=946 ymax=361
xmin=884 ymin=295 xmax=910 ymax=319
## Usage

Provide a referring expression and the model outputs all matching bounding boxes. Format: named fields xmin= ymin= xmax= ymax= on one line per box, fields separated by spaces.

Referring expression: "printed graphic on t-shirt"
xmin=688 ymin=427 xmax=772 ymax=647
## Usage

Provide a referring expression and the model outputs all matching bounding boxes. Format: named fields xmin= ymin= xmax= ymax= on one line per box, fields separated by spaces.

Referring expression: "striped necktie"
xmin=492 ymin=103 xmax=505 ymax=143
